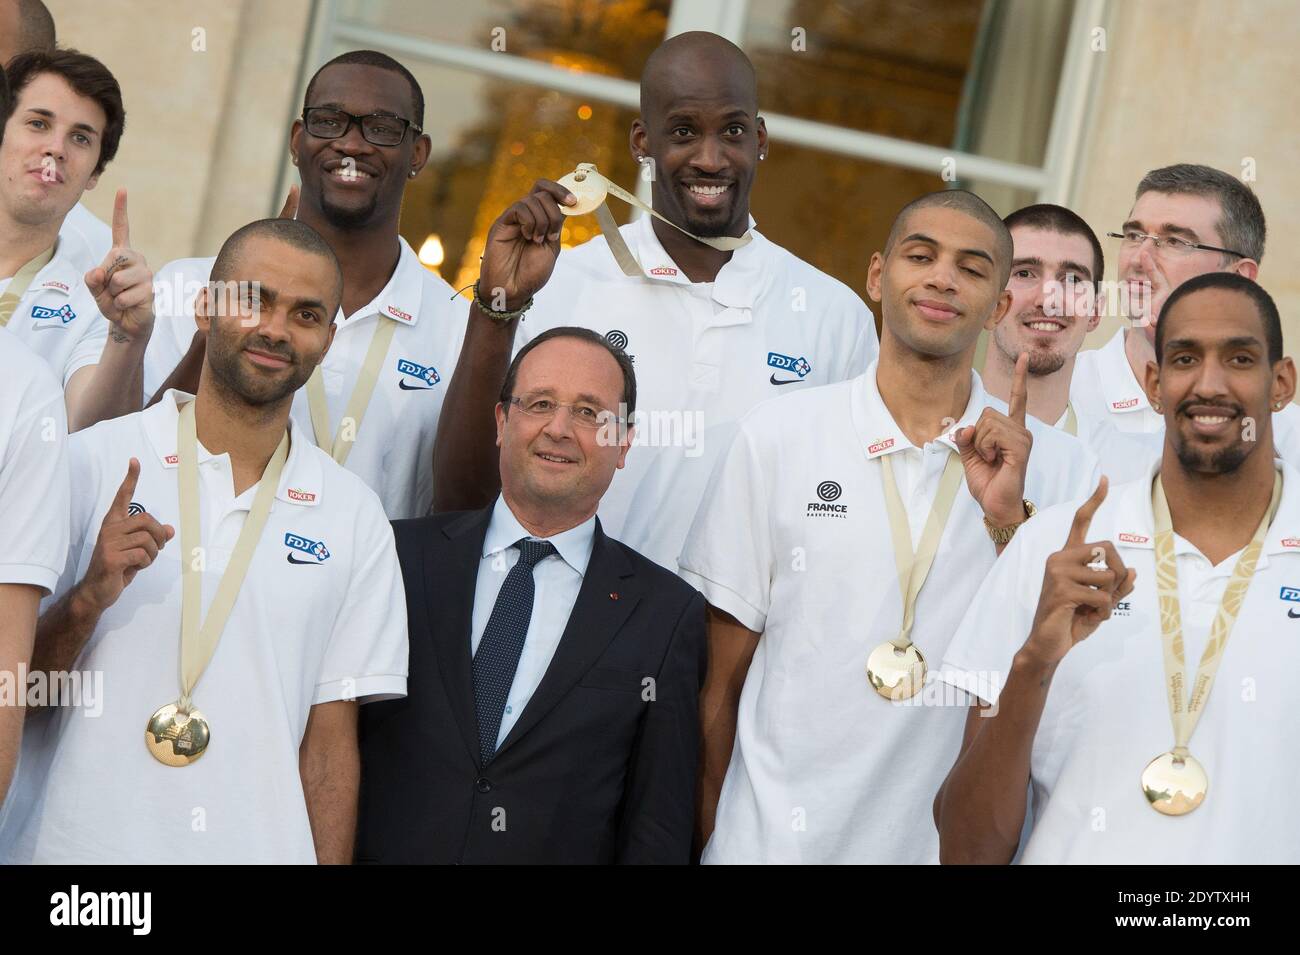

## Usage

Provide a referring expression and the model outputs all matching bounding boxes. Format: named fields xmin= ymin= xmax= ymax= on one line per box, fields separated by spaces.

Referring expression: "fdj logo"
xmin=397 ymin=359 xmax=441 ymax=390
xmin=768 ymin=351 xmax=811 ymax=385
xmin=285 ymin=532 xmax=331 ymax=564
xmin=32 ymin=304 xmax=77 ymax=324
xmin=806 ymin=479 xmax=847 ymax=518
xmin=1281 ymin=587 xmax=1300 ymax=618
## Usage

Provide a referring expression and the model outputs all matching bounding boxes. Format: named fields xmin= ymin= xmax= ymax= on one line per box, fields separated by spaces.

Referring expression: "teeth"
xmin=1028 ymin=321 xmax=1062 ymax=331
xmin=538 ymin=453 xmax=570 ymax=463
xmin=331 ymin=168 xmax=371 ymax=179
xmin=688 ymin=184 xmax=728 ymax=196
xmin=1192 ymin=415 xmax=1230 ymax=424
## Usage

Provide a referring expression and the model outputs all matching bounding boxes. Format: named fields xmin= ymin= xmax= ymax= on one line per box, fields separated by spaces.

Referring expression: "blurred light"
xmin=418 ymin=234 xmax=445 ymax=269
xmin=577 ymin=104 xmax=593 ymax=120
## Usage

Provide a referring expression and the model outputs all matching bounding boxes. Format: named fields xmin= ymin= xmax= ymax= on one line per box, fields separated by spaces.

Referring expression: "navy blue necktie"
xmin=472 ymin=538 xmax=556 ymax=765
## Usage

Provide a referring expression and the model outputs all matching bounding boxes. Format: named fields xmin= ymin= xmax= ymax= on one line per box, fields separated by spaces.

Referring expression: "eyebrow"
xmin=289 ymin=298 xmax=329 ymax=314
xmin=1122 ymin=218 xmax=1200 ymax=242
xmin=24 ymin=107 xmax=100 ymax=137
xmin=1165 ymin=335 xmax=1263 ymax=351
xmin=902 ymin=232 xmax=994 ymax=266
xmin=312 ymin=101 xmax=401 ymax=118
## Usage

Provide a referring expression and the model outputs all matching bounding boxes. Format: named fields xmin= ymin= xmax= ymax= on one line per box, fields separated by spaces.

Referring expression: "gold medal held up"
xmin=145 ymin=702 xmax=211 ymax=767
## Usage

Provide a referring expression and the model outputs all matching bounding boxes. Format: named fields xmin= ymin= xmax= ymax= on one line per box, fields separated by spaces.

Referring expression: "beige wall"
xmin=1072 ymin=0 xmax=1300 ymax=354
xmin=48 ymin=0 xmax=313 ymax=267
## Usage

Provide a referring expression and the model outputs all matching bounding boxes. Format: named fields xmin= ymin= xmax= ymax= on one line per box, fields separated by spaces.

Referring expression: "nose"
xmin=924 ymin=257 xmax=959 ymax=294
xmin=541 ymin=406 xmax=578 ymax=442
xmin=690 ymin=134 xmax=726 ymax=175
xmin=256 ymin=305 xmax=293 ymax=344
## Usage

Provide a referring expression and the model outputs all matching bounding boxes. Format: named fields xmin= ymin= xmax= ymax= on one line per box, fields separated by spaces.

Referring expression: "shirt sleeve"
xmin=0 ymin=368 xmax=70 ymax=595
xmin=842 ymin=299 xmax=879 ymax=377
xmin=313 ymin=494 xmax=410 ymax=704
xmin=143 ymin=259 xmax=207 ymax=398
xmin=677 ymin=419 xmax=776 ymax=632
xmin=62 ymin=297 xmax=109 ymax=387
xmin=938 ymin=518 xmax=1043 ymax=707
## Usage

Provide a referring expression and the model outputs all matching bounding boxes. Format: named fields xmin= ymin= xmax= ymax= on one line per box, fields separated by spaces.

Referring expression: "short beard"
xmin=994 ymin=321 xmax=1067 ymax=376
xmin=206 ymin=329 xmax=312 ymax=408
xmin=319 ymin=192 xmax=379 ymax=230
xmin=1174 ymin=439 xmax=1250 ymax=476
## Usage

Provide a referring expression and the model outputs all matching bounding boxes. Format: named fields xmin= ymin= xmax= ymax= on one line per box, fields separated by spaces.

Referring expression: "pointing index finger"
xmin=110 ymin=458 xmax=141 ymax=518
xmin=112 ymin=188 xmax=130 ymax=248
xmin=1066 ymin=476 xmax=1108 ymax=547
xmin=1008 ymin=351 xmax=1029 ymax=425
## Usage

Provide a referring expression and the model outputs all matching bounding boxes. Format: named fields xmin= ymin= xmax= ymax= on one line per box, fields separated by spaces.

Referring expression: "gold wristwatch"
xmin=984 ymin=499 xmax=1037 ymax=545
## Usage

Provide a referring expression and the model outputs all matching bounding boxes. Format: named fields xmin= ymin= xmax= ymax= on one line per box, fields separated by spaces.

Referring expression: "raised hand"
xmin=79 ymin=459 xmax=175 ymax=612
xmin=1024 ymin=477 xmax=1137 ymax=665
xmin=84 ymin=190 xmax=155 ymax=342
xmin=478 ymin=179 xmax=577 ymax=312
xmin=956 ymin=351 xmax=1033 ymax=528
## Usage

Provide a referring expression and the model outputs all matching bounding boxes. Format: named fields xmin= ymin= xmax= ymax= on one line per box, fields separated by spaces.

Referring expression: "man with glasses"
xmin=357 ymin=326 xmax=706 ymax=864
xmin=145 ymin=50 xmax=468 ymax=519
xmin=1070 ymin=163 xmax=1300 ymax=455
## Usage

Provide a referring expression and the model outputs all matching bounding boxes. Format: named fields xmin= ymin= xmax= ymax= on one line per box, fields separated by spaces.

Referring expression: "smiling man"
xmin=1 ymin=48 xmax=156 ymax=431
xmin=0 ymin=218 xmax=408 ymax=865
xmin=432 ymin=30 xmax=877 ymax=574
xmin=145 ymin=50 xmax=468 ymax=519
xmin=982 ymin=204 xmax=1160 ymax=482
xmin=358 ymin=326 xmax=705 ymax=864
xmin=937 ymin=272 xmax=1300 ymax=864
xmin=680 ymin=190 xmax=1098 ymax=864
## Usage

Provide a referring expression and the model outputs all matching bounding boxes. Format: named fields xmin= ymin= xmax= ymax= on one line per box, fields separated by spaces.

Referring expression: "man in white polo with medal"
xmin=936 ymin=272 xmax=1298 ymax=863
xmin=681 ymin=190 xmax=1098 ymax=864
xmin=0 ymin=218 xmax=407 ymax=864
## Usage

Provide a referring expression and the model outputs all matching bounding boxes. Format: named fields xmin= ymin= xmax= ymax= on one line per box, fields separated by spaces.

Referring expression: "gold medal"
xmin=1141 ymin=751 xmax=1208 ymax=816
xmin=145 ymin=702 xmax=211 ymax=767
xmin=866 ymin=641 xmax=926 ymax=701
xmin=555 ymin=165 xmax=608 ymax=216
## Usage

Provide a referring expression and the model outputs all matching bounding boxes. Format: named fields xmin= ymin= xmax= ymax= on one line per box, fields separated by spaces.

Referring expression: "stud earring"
xmin=409 ymin=170 xmax=417 ymax=178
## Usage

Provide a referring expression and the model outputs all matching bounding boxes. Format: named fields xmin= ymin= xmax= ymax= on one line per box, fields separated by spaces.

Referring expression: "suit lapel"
xmin=494 ymin=521 xmax=640 ymax=759
xmin=425 ymin=507 xmax=492 ymax=767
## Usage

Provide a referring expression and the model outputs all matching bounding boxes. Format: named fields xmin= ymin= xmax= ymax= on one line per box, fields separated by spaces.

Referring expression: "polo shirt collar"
xmin=339 ymin=236 xmax=425 ymax=328
xmin=850 ymin=359 xmax=990 ymax=460
xmin=25 ymin=234 xmax=87 ymax=299
xmin=144 ymin=390 xmax=325 ymax=508
xmin=625 ymin=212 xmax=769 ymax=313
xmin=1096 ymin=328 xmax=1151 ymax=417
xmin=482 ymin=494 xmax=596 ymax=577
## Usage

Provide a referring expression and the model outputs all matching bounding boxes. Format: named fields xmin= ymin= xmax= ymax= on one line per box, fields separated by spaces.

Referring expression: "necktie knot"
xmin=515 ymin=538 xmax=556 ymax=569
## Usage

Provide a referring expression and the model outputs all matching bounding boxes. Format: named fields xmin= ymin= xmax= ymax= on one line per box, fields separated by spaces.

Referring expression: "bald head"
xmin=212 ymin=218 xmax=344 ymax=314
xmin=886 ymin=189 xmax=1014 ymax=287
xmin=639 ymin=31 xmax=756 ymax=119
xmin=0 ymin=0 xmax=56 ymax=66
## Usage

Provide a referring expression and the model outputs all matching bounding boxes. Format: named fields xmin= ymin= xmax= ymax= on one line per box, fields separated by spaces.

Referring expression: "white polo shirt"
xmin=940 ymin=459 xmax=1300 ymax=864
xmin=61 ymin=202 xmax=113 ymax=271
xmin=678 ymin=362 xmax=1099 ymax=864
xmin=0 ymin=231 xmax=108 ymax=387
xmin=1072 ymin=328 xmax=1300 ymax=459
xmin=517 ymin=213 xmax=878 ymax=572
xmin=1063 ymin=407 xmax=1162 ymax=486
xmin=144 ymin=237 xmax=469 ymax=519
xmin=0 ymin=391 xmax=408 ymax=864
xmin=0 ymin=330 xmax=69 ymax=595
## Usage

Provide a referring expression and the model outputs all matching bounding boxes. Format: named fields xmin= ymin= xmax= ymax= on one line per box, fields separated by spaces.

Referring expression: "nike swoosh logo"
xmin=1288 ymin=608 xmax=1300 ymax=618
xmin=769 ymin=374 xmax=804 ymax=386
xmin=286 ymin=554 xmax=322 ymax=565
xmin=398 ymin=379 xmax=435 ymax=390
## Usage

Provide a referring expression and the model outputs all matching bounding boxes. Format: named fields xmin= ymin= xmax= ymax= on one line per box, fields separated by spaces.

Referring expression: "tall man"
xmin=679 ymin=191 xmax=1098 ymax=864
xmin=146 ymin=50 xmax=468 ymax=519
xmin=358 ymin=327 xmax=705 ymax=864
xmin=1 ymin=49 xmax=155 ymax=430
xmin=1070 ymin=163 xmax=1300 ymax=455
xmin=432 ymin=31 xmax=876 ymax=572
xmin=0 ymin=219 xmax=408 ymax=864
xmin=0 ymin=0 xmax=112 ymax=265
xmin=982 ymin=203 xmax=1160 ymax=482
xmin=937 ymin=273 xmax=1300 ymax=863
xmin=0 ymin=53 xmax=71 ymax=809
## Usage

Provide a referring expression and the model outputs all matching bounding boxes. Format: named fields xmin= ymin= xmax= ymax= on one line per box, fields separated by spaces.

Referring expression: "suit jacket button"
xmin=475 ymin=776 xmax=492 ymax=793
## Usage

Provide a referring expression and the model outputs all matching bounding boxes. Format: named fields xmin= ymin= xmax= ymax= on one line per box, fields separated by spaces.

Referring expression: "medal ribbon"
xmin=1151 ymin=470 xmax=1280 ymax=758
xmin=176 ymin=398 xmax=289 ymax=712
xmin=879 ymin=450 xmax=965 ymax=651
xmin=305 ymin=314 xmax=398 ymax=466
xmin=565 ymin=164 xmax=751 ymax=278
xmin=0 ymin=244 xmax=57 ymax=327
xmin=1063 ymin=402 xmax=1078 ymax=437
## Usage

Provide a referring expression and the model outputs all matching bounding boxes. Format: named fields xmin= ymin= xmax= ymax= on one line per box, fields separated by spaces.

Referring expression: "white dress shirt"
xmin=471 ymin=496 xmax=597 ymax=746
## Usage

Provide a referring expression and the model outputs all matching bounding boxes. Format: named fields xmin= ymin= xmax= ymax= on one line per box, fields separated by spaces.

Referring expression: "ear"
xmin=289 ymin=119 xmax=303 ymax=166
xmin=194 ymin=286 xmax=212 ymax=335
xmin=629 ymin=118 xmax=647 ymax=163
xmin=1233 ymin=258 xmax=1260 ymax=281
xmin=409 ymin=132 xmax=431 ymax=178
xmin=318 ymin=322 xmax=337 ymax=364
xmin=84 ymin=170 xmax=101 ymax=192
xmin=494 ymin=401 xmax=507 ymax=450
xmin=616 ymin=425 xmax=635 ymax=470
xmin=1272 ymin=356 xmax=1297 ymax=412
xmin=985 ymin=288 xmax=1013 ymax=331
xmin=1143 ymin=355 xmax=1162 ymax=414
xmin=865 ymin=251 xmax=884 ymax=304
xmin=756 ymin=116 xmax=768 ymax=158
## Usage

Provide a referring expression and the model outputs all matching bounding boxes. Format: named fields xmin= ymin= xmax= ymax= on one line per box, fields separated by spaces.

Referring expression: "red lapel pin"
xmin=609 ymin=592 xmax=620 ymax=600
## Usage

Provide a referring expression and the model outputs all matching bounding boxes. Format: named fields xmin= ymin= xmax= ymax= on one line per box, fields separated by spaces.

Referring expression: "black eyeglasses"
xmin=301 ymin=107 xmax=422 ymax=147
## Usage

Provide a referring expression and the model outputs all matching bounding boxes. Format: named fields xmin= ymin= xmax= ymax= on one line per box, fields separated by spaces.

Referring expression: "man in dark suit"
xmin=357 ymin=326 xmax=706 ymax=864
